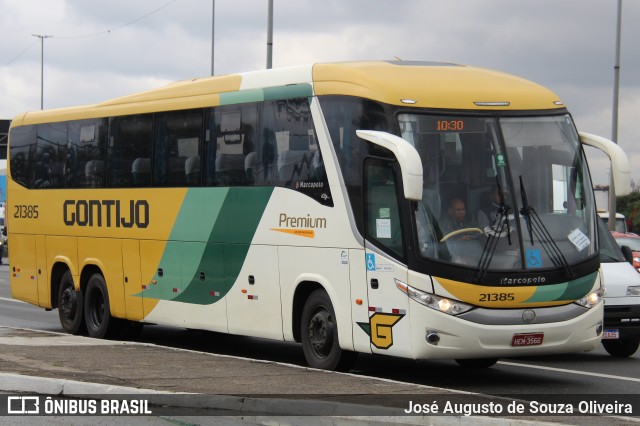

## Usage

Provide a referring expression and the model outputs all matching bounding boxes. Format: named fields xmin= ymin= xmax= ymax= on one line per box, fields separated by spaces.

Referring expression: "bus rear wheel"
xmin=57 ymin=271 xmax=85 ymax=335
xmin=84 ymin=273 xmax=120 ymax=339
xmin=301 ymin=289 xmax=356 ymax=371
xmin=602 ymin=339 xmax=640 ymax=357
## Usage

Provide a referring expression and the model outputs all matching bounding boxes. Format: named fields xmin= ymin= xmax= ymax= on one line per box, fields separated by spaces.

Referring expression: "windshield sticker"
xmin=379 ymin=207 xmax=390 ymax=219
xmin=526 ymin=248 xmax=542 ymax=268
xmin=376 ymin=218 xmax=391 ymax=239
xmin=568 ymin=228 xmax=590 ymax=252
xmin=495 ymin=154 xmax=507 ymax=167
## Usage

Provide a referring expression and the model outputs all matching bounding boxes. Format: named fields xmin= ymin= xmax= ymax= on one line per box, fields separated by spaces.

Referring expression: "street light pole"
xmin=266 ymin=0 xmax=273 ymax=69
xmin=32 ymin=34 xmax=53 ymax=110
xmin=608 ymin=0 xmax=622 ymax=230
xmin=211 ymin=0 xmax=215 ymax=76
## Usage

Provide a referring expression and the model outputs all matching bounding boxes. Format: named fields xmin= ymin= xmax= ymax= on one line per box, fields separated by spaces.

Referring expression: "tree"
xmin=617 ymin=192 xmax=640 ymax=233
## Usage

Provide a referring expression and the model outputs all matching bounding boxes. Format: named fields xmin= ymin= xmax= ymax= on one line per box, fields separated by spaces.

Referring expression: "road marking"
xmin=499 ymin=360 xmax=640 ymax=383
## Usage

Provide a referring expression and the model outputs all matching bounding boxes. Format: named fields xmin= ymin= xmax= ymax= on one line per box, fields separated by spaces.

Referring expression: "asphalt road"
xmin=1 ymin=259 xmax=639 ymax=400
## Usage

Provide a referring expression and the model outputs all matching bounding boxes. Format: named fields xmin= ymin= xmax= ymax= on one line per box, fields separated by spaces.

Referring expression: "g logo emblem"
xmin=369 ymin=313 xmax=404 ymax=349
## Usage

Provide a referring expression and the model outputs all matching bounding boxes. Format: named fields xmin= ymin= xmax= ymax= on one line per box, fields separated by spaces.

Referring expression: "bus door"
xmin=363 ymin=159 xmax=411 ymax=357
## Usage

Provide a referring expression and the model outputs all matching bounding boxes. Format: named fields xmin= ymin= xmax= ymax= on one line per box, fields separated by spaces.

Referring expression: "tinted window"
xmin=262 ymin=99 xmax=331 ymax=206
xmin=155 ymin=110 xmax=203 ymax=187
xmin=319 ymin=96 xmax=393 ymax=224
xmin=205 ymin=104 xmax=256 ymax=186
xmin=67 ymin=119 xmax=108 ymax=188
xmin=35 ymin=123 xmax=67 ymax=188
xmin=10 ymin=98 xmax=331 ymax=205
xmin=9 ymin=125 xmax=37 ymax=187
xmin=109 ymin=115 xmax=153 ymax=187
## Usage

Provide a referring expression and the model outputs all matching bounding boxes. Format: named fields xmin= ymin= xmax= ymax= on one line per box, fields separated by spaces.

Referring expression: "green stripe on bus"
xmin=170 ymin=188 xmax=228 ymax=241
xmin=264 ymin=84 xmax=313 ymax=100
xmin=220 ymin=89 xmax=264 ymax=105
xmin=175 ymin=186 xmax=274 ymax=304
xmin=141 ymin=187 xmax=274 ymax=305
xmin=523 ymin=272 xmax=596 ymax=303
xmin=218 ymin=84 xmax=313 ymax=106
xmin=557 ymin=272 xmax=597 ymax=301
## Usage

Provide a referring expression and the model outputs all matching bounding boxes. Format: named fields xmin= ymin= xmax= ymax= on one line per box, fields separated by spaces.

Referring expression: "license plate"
xmin=512 ymin=332 xmax=544 ymax=347
xmin=602 ymin=329 xmax=620 ymax=340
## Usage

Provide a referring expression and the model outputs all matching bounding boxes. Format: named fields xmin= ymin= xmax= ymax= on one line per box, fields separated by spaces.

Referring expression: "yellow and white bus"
xmin=8 ymin=61 xmax=630 ymax=369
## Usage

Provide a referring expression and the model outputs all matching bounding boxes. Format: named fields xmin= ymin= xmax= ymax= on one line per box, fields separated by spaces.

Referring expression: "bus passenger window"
xmin=67 ymin=118 xmax=108 ymax=189
xmin=154 ymin=110 xmax=203 ymax=187
xmin=206 ymin=105 xmax=256 ymax=186
xmin=109 ymin=115 xmax=152 ymax=188
xmin=9 ymin=125 xmax=37 ymax=188
xmin=35 ymin=122 xmax=67 ymax=189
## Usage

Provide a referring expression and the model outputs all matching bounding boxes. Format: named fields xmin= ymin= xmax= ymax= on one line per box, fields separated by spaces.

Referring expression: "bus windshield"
xmin=401 ymin=113 xmax=596 ymax=273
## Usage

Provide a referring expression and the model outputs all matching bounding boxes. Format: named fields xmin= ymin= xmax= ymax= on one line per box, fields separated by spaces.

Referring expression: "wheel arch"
xmin=291 ymin=281 xmax=325 ymax=343
xmin=80 ymin=264 xmax=104 ymax=295
xmin=50 ymin=262 xmax=72 ymax=309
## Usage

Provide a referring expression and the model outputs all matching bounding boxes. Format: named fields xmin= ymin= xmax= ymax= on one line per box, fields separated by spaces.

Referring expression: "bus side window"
xmin=108 ymin=115 xmax=152 ymax=188
xmin=207 ymin=105 xmax=256 ymax=187
xmin=154 ymin=110 xmax=202 ymax=187
xmin=8 ymin=125 xmax=37 ymax=188
xmin=67 ymin=119 xmax=107 ymax=189
xmin=35 ymin=123 xmax=67 ymax=189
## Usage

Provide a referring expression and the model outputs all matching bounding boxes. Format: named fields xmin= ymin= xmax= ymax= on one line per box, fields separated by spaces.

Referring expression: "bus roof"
xmin=12 ymin=61 xmax=565 ymax=127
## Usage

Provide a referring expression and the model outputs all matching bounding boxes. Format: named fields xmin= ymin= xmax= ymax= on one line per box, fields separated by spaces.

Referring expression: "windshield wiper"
xmin=476 ymin=177 xmax=512 ymax=283
xmin=519 ymin=176 xmax=575 ymax=279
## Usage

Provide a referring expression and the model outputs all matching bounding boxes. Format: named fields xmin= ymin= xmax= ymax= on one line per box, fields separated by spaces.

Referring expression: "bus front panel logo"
xmin=357 ymin=312 xmax=404 ymax=349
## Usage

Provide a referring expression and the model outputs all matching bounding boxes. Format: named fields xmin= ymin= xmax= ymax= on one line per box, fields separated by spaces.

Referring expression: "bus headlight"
xmin=395 ymin=279 xmax=474 ymax=315
xmin=575 ymin=288 xmax=604 ymax=309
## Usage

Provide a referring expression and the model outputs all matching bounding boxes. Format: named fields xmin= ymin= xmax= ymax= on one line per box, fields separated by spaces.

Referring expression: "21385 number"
xmin=14 ymin=204 xmax=39 ymax=219
xmin=479 ymin=292 xmax=515 ymax=302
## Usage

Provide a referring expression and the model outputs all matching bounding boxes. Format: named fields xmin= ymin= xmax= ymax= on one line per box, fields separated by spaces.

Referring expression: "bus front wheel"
xmin=301 ymin=289 xmax=356 ymax=371
xmin=57 ymin=271 xmax=85 ymax=335
xmin=84 ymin=273 xmax=119 ymax=339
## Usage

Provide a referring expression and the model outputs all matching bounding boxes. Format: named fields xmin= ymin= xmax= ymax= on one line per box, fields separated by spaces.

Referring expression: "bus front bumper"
xmin=408 ymin=301 xmax=603 ymax=360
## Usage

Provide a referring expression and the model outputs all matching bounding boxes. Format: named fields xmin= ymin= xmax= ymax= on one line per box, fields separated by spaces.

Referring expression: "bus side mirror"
xmin=579 ymin=132 xmax=630 ymax=196
xmin=356 ymin=130 xmax=423 ymax=201
xmin=621 ymin=245 xmax=634 ymax=265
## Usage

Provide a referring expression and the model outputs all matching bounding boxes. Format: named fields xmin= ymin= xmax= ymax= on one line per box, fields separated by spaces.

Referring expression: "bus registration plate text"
xmin=511 ymin=332 xmax=544 ymax=347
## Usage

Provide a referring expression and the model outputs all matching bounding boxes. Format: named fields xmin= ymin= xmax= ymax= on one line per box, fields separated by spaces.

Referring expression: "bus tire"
xmin=84 ymin=273 xmax=119 ymax=339
xmin=301 ymin=289 xmax=356 ymax=371
xmin=455 ymin=358 xmax=499 ymax=369
xmin=602 ymin=339 xmax=640 ymax=357
xmin=57 ymin=270 xmax=85 ymax=335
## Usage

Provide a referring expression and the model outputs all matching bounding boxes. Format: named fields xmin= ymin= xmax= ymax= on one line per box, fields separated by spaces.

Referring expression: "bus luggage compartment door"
xmin=9 ymin=234 xmax=40 ymax=305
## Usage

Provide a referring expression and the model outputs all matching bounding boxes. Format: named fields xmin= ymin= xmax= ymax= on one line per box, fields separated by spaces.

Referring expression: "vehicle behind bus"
xmin=598 ymin=211 xmax=628 ymax=233
xmin=597 ymin=219 xmax=640 ymax=357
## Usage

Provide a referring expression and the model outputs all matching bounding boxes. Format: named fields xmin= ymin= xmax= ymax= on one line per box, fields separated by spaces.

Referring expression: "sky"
xmin=0 ymin=0 xmax=638 ymax=188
